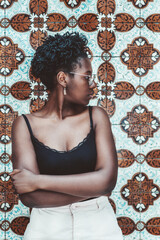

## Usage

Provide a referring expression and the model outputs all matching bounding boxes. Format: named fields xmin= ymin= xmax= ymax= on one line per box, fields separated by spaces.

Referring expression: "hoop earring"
xmin=64 ymin=87 xmax=67 ymax=95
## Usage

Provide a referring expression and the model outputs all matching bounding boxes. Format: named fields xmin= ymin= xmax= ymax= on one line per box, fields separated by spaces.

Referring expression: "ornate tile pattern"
xmin=0 ymin=0 xmax=160 ymax=239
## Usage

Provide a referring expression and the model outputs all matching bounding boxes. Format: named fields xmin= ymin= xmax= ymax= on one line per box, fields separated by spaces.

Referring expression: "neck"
xmin=40 ymin=85 xmax=86 ymax=119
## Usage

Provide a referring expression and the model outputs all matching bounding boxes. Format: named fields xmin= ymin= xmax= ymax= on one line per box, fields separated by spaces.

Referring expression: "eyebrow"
xmin=84 ymin=71 xmax=92 ymax=74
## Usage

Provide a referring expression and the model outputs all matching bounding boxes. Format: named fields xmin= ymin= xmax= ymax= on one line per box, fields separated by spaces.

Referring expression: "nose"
xmin=89 ymin=80 xmax=97 ymax=89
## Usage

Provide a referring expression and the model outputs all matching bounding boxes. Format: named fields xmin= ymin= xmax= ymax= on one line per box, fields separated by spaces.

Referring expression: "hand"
xmin=106 ymin=192 xmax=112 ymax=197
xmin=10 ymin=169 xmax=38 ymax=194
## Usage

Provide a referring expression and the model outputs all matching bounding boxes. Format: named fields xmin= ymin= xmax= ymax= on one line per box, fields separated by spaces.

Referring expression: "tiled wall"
xmin=0 ymin=0 xmax=160 ymax=239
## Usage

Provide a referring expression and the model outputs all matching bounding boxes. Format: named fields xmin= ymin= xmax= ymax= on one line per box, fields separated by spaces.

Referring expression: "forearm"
xmin=20 ymin=190 xmax=88 ymax=208
xmin=37 ymin=169 xmax=115 ymax=197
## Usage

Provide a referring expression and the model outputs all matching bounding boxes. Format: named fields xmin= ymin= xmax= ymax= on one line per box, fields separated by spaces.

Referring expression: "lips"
xmin=87 ymin=91 xmax=94 ymax=99
xmin=88 ymin=91 xmax=94 ymax=96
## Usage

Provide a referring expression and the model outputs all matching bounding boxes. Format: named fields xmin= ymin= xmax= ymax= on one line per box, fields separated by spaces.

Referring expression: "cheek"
xmin=68 ymin=81 xmax=87 ymax=95
xmin=67 ymin=78 xmax=90 ymax=103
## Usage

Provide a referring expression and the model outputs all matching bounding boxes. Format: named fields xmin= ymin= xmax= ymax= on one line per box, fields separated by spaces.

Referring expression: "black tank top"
xmin=22 ymin=106 xmax=97 ymax=175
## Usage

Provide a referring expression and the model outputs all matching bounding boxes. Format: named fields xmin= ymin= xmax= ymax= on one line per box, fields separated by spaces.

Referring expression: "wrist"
xmin=36 ymin=175 xmax=56 ymax=192
xmin=35 ymin=174 xmax=42 ymax=190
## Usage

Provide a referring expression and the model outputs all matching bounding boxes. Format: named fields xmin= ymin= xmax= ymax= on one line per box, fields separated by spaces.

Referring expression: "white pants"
xmin=23 ymin=196 xmax=123 ymax=240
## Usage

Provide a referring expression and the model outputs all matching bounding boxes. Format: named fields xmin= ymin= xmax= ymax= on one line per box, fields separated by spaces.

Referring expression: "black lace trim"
xmin=32 ymin=128 xmax=93 ymax=153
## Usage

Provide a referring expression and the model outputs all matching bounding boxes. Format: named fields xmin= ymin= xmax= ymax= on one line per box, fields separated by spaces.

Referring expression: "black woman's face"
xmin=65 ymin=57 xmax=96 ymax=105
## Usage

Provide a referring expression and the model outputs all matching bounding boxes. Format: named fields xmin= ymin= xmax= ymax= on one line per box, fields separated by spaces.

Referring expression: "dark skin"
xmin=10 ymin=57 xmax=118 ymax=208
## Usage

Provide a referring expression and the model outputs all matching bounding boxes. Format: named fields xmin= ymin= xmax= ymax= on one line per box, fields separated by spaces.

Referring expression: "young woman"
xmin=11 ymin=32 xmax=123 ymax=240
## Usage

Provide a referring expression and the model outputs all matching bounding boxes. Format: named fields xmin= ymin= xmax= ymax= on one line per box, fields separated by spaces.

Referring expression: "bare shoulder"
xmin=11 ymin=114 xmax=39 ymax=172
xmin=12 ymin=115 xmax=25 ymax=129
xmin=91 ymin=106 xmax=110 ymax=127
xmin=12 ymin=114 xmax=31 ymax=139
xmin=12 ymin=112 xmax=35 ymax=127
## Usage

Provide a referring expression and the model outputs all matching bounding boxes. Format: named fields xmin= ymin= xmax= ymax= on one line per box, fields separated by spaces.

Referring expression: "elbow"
xmin=102 ymin=184 xmax=115 ymax=195
xmin=19 ymin=193 xmax=36 ymax=208
xmin=100 ymin=175 xmax=117 ymax=195
xmin=96 ymin=165 xmax=118 ymax=195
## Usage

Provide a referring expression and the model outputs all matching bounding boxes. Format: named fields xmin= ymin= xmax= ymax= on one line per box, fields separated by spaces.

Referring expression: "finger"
xmin=10 ymin=169 xmax=21 ymax=176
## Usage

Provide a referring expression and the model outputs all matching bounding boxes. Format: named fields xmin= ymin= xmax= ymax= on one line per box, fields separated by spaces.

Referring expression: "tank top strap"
xmin=89 ymin=106 xmax=93 ymax=129
xmin=22 ymin=114 xmax=33 ymax=137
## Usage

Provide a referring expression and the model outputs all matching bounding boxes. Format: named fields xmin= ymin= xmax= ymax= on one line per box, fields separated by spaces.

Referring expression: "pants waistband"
xmin=35 ymin=196 xmax=110 ymax=213
xmin=70 ymin=196 xmax=109 ymax=208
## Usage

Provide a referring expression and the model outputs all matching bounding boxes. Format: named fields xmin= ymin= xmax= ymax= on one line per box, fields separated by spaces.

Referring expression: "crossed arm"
xmin=11 ymin=106 xmax=118 ymax=208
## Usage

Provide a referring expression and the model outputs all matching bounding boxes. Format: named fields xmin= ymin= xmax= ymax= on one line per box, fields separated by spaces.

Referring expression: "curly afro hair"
xmin=31 ymin=31 xmax=89 ymax=91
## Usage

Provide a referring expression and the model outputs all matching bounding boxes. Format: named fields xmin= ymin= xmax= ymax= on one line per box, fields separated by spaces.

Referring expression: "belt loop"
xmin=69 ymin=204 xmax=72 ymax=213
xmin=96 ymin=199 xmax=100 ymax=209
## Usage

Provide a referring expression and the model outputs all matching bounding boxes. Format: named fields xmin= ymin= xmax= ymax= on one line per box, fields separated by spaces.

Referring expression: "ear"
xmin=56 ymin=71 xmax=67 ymax=88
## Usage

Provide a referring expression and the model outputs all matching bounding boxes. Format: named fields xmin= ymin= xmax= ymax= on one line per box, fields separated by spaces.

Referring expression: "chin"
xmin=73 ymin=98 xmax=89 ymax=106
xmin=76 ymin=101 xmax=88 ymax=107
xmin=84 ymin=100 xmax=90 ymax=106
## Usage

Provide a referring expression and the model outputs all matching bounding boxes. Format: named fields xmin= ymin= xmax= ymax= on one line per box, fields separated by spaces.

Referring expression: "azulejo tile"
xmin=100 ymin=21 xmax=141 ymax=58
xmin=6 ymin=61 xmax=49 ymax=111
xmin=140 ymin=198 xmax=160 ymax=222
xmin=5 ymin=27 xmax=35 ymax=56
xmin=140 ymin=0 xmax=160 ymax=19
xmin=5 ymin=231 xmax=23 ymax=240
xmin=0 ymin=150 xmax=12 ymax=170
xmin=127 ymin=0 xmax=154 ymax=10
xmin=5 ymin=57 xmax=32 ymax=87
xmin=128 ymin=149 xmax=160 ymax=174
xmin=0 ymin=101 xmax=18 ymax=145
xmin=0 ymin=80 xmax=7 ymax=97
xmin=118 ymin=103 xmax=160 ymax=145
xmin=0 ymin=172 xmax=19 ymax=213
xmin=143 ymin=14 xmax=160 ymax=33
xmin=0 ymin=36 xmax=26 ymax=81
xmin=111 ymin=191 xmax=141 ymax=222
xmin=112 ymin=195 xmax=159 ymax=239
xmin=5 ymin=203 xmax=32 ymax=239
xmin=0 ymin=159 xmax=5 ymax=173
xmin=109 ymin=194 xmax=141 ymax=237
xmin=109 ymin=93 xmax=140 ymax=124
xmin=110 ymin=57 xmax=141 ymax=88
xmin=144 ymin=80 xmax=160 ymax=101
xmin=6 ymin=201 xmax=30 ymax=220
xmin=140 ymin=230 xmax=160 ymax=240
xmin=113 ymin=30 xmax=140 ymax=59
xmin=0 ymin=0 xmax=19 ymax=12
xmin=139 ymin=199 xmax=160 ymax=239
xmin=0 ymin=213 xmax=6 ymax=239
xmin=140 ymin=161 xmax=160 ymax=186
xmin=138 ymin=61 xmax=160 ymax=89
xmin=120 ymin=38 xmax=160 ymax=80
xmin=139 ymin=92 xmax=160 ymax=120
xmin=71 ymin=0 xmax=97 ymax=16
xmin=115 ymin=160 xmax=141 ymax=192
xmin=3 ymin=0 xmax=29 ymax=18
xmin=94 ymin=58 xmax=142 ymax=121
xmin=122 ymin=232 xmax=141 ymax=240
xmin=69 ymin=26 xmax=103 ymax=57
xmin=5 ymin=93 xmax=30 ymax=114
xmin=120 ymin=171 xmax=159 ymax=213
xmin=0 ymin=84 xmax=10 ymax=98
xmin=6 ymin=1 xmax=73 ymax=51
xmin=5 ymin=156 xmax=13 ymax=173
xmin=115 ymin=0 xmax=140 ymax=19
xmin=139 ymin=25 xmax=160 ymax=53
xmin=117 ymin=148 xmax=142 ymax=167
xmin=138 ymin=132 xmax=160 ymax=155
xmin=111 ymin=123 xmax=140 ymax=151
xmin=0 ymin=16 xmax=7 ymax=30
xmin=48 ymin=0 xmax=75 ymax=15
xmin=5 ymin=1 xmax=31 ymax=17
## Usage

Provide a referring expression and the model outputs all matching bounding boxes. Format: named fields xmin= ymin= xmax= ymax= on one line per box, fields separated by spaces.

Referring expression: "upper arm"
xmin=93 ymin=106 xmax=118 ymax=187
xmin=11 ymin=116 xmax=40 ymax=174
